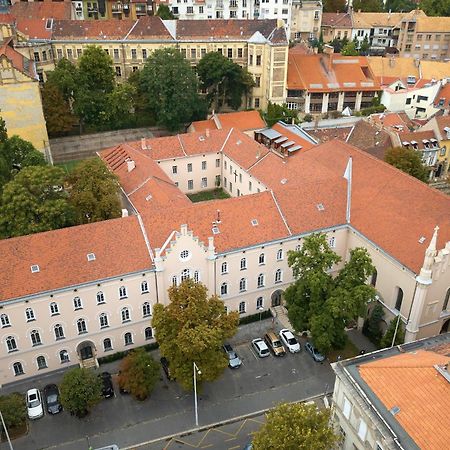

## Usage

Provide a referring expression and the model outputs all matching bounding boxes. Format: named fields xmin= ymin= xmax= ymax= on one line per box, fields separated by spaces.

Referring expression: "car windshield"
xmin=28 ymin=395 xmax=40 ymax=408
xmin=47 ymin=394 xmax=58 ymax=404
xmin=229 ymin=351 xmax=237 ymax=359
xmin=261 ymin=348 xmax=269 ymax=354
xmin=273 ymin=341 xmax=282 ymax=347
xmin=287 ymin=337 xmax=297 ymax=345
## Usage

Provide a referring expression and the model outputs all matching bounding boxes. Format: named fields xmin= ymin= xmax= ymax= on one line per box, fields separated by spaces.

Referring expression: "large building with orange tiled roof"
xmin=332 ymin=332 xmax=450 ymax=450
xmin=0 ymin=126 xmax=449 ymax=386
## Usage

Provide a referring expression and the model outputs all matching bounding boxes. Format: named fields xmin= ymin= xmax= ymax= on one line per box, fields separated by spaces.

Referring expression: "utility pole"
xmin=0 ymin=410 xmax=13 ymax=450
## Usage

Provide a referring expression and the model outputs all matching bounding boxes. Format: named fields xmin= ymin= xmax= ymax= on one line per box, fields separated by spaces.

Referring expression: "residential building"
xmin=320 ymin=11 xmax=352 ymax=43
xmin=286 ymin=47 xmax=381 ymax=114
xmin=1 ymin=127 xmax=449 ymax=386
xmin=433 ymin=83 xmax=450 ymax=115
xmin=332 ymin=332 xmax=450 ymax=450
xmin=290 ymin=0 xmax=322 ymax=42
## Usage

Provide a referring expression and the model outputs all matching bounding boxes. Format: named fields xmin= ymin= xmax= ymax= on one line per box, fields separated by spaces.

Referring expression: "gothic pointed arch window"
xmin=77 ymin=318 xmax=87 ymax=334
xmin=181 ymin=268 xmax=190 ymax=282
xmin=37 ymin=355 xmax=47 ymax=370
xmin=13 ymin=361 xmax=24 ymax=376
xmin=221 ymin=282 xmax=228 ymax=296
xmin=141 ymin=280 xmax=149 ymax=293
xmin=394 ymin=287 xmax=404 ymax=311
xmin=142 ymin=302 xmax=151 ymax=317
xmin=54 ymin=324 xmax=64 ymax=340
xmin=6 ymin=336 xmax=17 ymax=353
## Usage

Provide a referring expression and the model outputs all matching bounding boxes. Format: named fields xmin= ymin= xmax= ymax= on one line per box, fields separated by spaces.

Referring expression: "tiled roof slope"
xmin=0 ymin=217 xmax=151 ymax=302
xmin=15 ymin=18 xmax=53 ymax=40
xmin=272 ymin=122 xmax=315 ymax=150
xmin=352 ymin=12 xmax=406 ymax=29
xmin=400 ymin=130 xmax=438 ymax=150
xmin=321 ymin=12 xmax=352 ymax=28
xmin=415 ymin=16 xmax=450 ymax=32
xmin=10 ymin=1 xmax=72 ymax=20
xmin=346 ymin=120 xmax=392 ymax=160
xmin=217 ymin=110 xmax=266 ymax=131
xmin=0 ymin=38 xmax=35 ymax=78
xmin=360 ymin=349 xmax=450 ymax=450
xmin=52 ymin=19 xmax=136 ymax=40
xmin=126 ymin=16 xmax=174 ymax=40
xmin=435 ymin=115 xmax=450 ymax=138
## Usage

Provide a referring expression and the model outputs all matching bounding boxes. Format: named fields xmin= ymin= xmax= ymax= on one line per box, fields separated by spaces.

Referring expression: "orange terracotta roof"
xmin=272 ymin=122 xmax=315 ymax=151
xmin=52 ymin=19 xmax=136 ymax=40
xmin=0 ymin=13 xmax=16 ymax=25
xmin=126 ymin=16 xmax=174 ymax=40
xmin=0 ymin=217 xmax=151 ymax=302
xmin=10 ymin=1 xmax=72 ymax=20
xmin=346 ymin=120 xmax=392 ymax=160
xmin=400 ymin=130 xmax=438 ymax=150
xmin=217 ymin=110 xmax=266 ymax=131
xmin=360 ymin=350 xmax=450 ymax=450
xmin=0 ymin=38 xmax=35 ymax=78
xmin=190 ymin=119 xmax=217 ymax=133
xmin=321 ymin=12 xmax=352 ymax=28
xmin=435 ymin=84 xmax=450 ymax=108
xmin=435 ymin=115 xmax=450 ymax=137
xmin=305 ymin=126 xmax=353 ymax=143
xmin=16 ymin=18 xmax=53 ymax=40
xmin=370 ymin=112 xmax=415 ymax=133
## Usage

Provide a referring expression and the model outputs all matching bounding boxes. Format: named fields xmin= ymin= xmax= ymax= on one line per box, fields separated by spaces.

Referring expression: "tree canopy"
xmin=152 ymin=279 xmax=239 ymax=390
xmin=352 ymin=0 xmax=383 ymax=12
xmin=252 ymin=403 xmax=339 ymax=450
xmin=380 ymin=316 xmax=405 ymax=348
xmin=323 ymin=0 xmax=346 ymax=12
xmin=118 ymin=349 xmax=160 ymax=400
xmin=384 ymin=0 xmax=415 ymax=11
xmin=341 ymin=40 xmax=359 ymax=56
xmin=59 ymin=368 xmax=102 ymax=417
xmin=67 ymin=158 xmax=122 ymax=224
xmin=140 ymin=48 xmax=206 ymax=131
xmin=264 ymin=102 xmax=298 ymax=127
xmin=0 ymin=393 xmax=27 ymax=430
xmin=384 ymin=146 xmax=429 ymax=182
xmin=285 ymin=233 xmax=376 ymax=354
xmin=156 ymin=4 xmax=175 ymax=19
xmin=419 ymin=0 xmax=450 ymax=16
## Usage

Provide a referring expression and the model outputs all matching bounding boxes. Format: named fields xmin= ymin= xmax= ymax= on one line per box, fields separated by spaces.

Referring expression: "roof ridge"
xmin=178 ymin=134 xmax=187 ymax=156
xmin=270 ymin=190 xmax=292 ymax=236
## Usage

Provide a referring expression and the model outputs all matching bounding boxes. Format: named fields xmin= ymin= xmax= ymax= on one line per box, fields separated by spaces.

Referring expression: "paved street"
xmin=7 ymin=320 xmax=336 ymax=450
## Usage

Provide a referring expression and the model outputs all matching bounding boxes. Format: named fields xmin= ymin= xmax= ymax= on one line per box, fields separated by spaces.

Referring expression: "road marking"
xmin=228 ymin=446 xmax=240 ymax=450
xmin=225 ymin=437 xmax=237 ymax=442
xmin=201 ymin=444 xmax=213 ymax=448
xmin=249 ymin=346 xmax=259 ymax=360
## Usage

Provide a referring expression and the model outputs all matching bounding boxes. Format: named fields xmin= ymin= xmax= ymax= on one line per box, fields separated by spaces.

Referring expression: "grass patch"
xmin=326 ymin=339 xmax=359 ymax=363
xmin=187 ymin=188 xmax=230 ymax=203
xmin=56 ymin=159 xmax=84 ymax=173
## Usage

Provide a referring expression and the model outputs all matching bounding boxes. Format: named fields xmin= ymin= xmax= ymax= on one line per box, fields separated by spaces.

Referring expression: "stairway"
xmin=271 ymin=305 xmax=293 ymax=330
xmin=80 ymin=357 xmax=98 ymax=370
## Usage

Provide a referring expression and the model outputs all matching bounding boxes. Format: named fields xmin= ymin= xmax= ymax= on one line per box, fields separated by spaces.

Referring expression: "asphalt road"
xmin=9 ymin=321 xmax=335 ymax=450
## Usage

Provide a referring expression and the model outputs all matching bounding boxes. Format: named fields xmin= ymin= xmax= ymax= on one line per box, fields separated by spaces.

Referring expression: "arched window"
xmin=239 ymin=278 xmax=247 ymax=292
xmin=371 ymin=269 xmax=378 ymax=287
xmin=239 ymin=301 xmax=246 ymax=314
xmin=259 ymin=253 xmax=265 ymax=265
xmin=240 ymin=258 xmax=247 ymax=270
xmin=194 ymin=270 xmax=200 ymax=283
xmin=181 ymin=268 xmax=190 ymax=282
xmin=257 ymin=273 xmax=265 ymax=288
xmin=443 ymin=288 xmax=450 ymax=311
xmin=54 ymin=324 xmax=64 ymax=340
xmin=221 ymin=282 xmax=228 ymax=296
xmin=37 ymin=355 xmax=47 ymax=370
xmin=275 ymin=269 xmax=283 ymax=283
xmin=121 ymin=307 xmax=130 ymax=323
xmin=13 ymin=362 xmax=24 ymax=376
xmin=6 ymin=336 xmax=17 ymax=352
xmin=172 ymin=275 xmax=178 ymax=287
xmin=99 ymin=313 xmax=109 ymax=328
xmin=1 ymin=313 xmax=10 ymax=327
xmin=25 ymin=308 xmax=35 ymax=321
xmin=221 ymin=262 xmax=228 ymax=274
xmin=97 ymin=291 xmax=105 ymax=304
xmin=394 ymin=287 xmax=404 ymax=311
xmin=59 ymin=350 xmax=69 ymax=363
xmin=30 ymin=330 xmax=42 ymax=346
xmin=256 ymin=297 xmax=263 ymax=309
xmin=276 ymin=249 xmax=283 ymax=261
xmin=77 ymin=318 xmax=87 ymax=334
xmin=103 ymin=338 xmax=112 ymax=352
xmin=50 ymin=302 xmax=59 ymax=315
xmin=141 ymin=280 xmax=149 ymax=293
xmin=145 ymin=327 xmax=153 ymax=340
xmin=119 ymin=286 xmax=128 ymax=299
xmin=73 ymin=296 xmax=82 ymax=310
xmin=142 ymin=302 xmax=151 ymax=317
xmin=124 ymin=332 xmax=133 ymax=345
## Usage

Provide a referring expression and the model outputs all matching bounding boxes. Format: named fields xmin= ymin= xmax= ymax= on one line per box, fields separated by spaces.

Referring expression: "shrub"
xmin=0 ymin=393 xmax=26 ymax=429
xmin=239 ymin=310 xmax=272 ymax=325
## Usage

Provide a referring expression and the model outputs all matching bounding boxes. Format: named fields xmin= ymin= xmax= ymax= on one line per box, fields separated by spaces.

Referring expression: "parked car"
xmin=279 ymin=329 xmax=301 ymax=353
xmin=43 ymin=384 xmax=62 ymax=414
xmin=223 ymin=343 xmax=242 ymax=368
xmin=99 ymin=371 xmax=114 ymax=398
xmin=26 ymin=388 xmax=44 ymax=420
xmin=305 ymin=342 xmax=325 ymax=362
xmin=160 ymin=357 xmax=174 ymax=380
xmin=251 ymin=338 xmax=270 ymax=358
xmin=264 ymin=332 xmax=286 ymax=356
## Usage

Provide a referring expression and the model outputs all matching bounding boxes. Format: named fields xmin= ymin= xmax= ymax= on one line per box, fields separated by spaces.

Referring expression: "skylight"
xmin=30 ymin=264 xmax=40 ymax=273
xmin=251 ymin=219 xmax=259 ymax=226
xmin=87 ymin=253 xmax=96 ymax=261
xmin=418 ymin=236 xmax=426 ymax=244
xmin=316 ymin=203 xmax=325 ymax=211
xmin=212 ymin=226 xmax=220 ymax=235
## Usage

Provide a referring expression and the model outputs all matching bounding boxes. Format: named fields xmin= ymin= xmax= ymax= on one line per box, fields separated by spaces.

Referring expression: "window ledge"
xmin=78 ymin=331 xmax=88 ymax=335
xmin=51 ymin=313 xmax=60 ymax=316
xmin=125 ymin=342 xmax=134 ymax=346
xmin=8 ymin=349 xmax=18 ymax=353
xmin=55 ymin=336 xmax=65 ymax=341
xmin=32 ymin=343 xmax=43 ymax=347
xmin=2 ymin=324 xmax=11 ymax=328
xmin=27 ymin=318 xmax=36 ymax=323
xmin=101 ymin=325 xmax=110 ymax=329
xmin=122 ymin=319 xmax=131 ymax=324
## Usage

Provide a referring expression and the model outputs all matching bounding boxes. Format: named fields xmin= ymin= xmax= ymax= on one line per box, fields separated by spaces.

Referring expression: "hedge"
xmin=98 ymin=342 xmax=159 ymax=365
xmin=239 ymin=309 xmax=272 ymax=325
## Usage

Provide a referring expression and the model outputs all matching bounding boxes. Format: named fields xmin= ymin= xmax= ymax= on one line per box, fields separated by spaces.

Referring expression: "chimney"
xmin=141 ymin=138 xmax=147 ymax=150
xmin=127 ymin=160 xmax=136 ymax=172
xmin=323 ymin=44 xmax=334 ymax=73
xmin=216 ymin=209 xmax=221 ymax=223
xmin=205 ymin=128 xmax=210 ymax=138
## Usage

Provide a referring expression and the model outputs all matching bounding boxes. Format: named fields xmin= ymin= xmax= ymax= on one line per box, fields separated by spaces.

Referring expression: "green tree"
xmin=359 ymin=36 xmax=370 ymax=55
xmin=105 ymin=82 xmax=136 ymax=128
xmin=118 ymin=349 xmax=160 ymax=400
xmin=264 ymin=102 xmax=298 ymax=127
xmin=59 ymin=368 xmax=102 ymax=417
xmin=252 ymin=403 xmax=340 ymax=450
xmin=323 ymin=0 xmax=346 ymax=12
xmin=363 ymin=303 xmax=385 ymax=346
xmin=0 ymin=113 xmax=7 ymax=143
xmin=46 ymin=58 xmax=78 ymax=102
xmin=384 ymin=0 xmax=415 ymax=12
xmin=67 ymin=158 xmax=122 ymax=224
xmin=0 ymin=393 xmax=27 ymax=430
xmin=140 ymin=48 xmax=203 ymax=131
xmin=156 ymin=4 xmax=175 ymax=19
xmin=380 ymin=316 xmax=405 ymax=348
xmin=352 ymin=0 xmax=383 ymax=12
xmin=419 ymin=0 xmax=450 ymax=16
xmin=341 ymin=40 xmax=359 ymax=56
xmin=385 ymin=146 xmax=429 ymax=182
xmin=0 ymin=166 xmax=75 ymax=238
xmin=42 ymin=81 xmax=78 ymax=136
xmin=152 ymin=279 xmax=239 ymax=390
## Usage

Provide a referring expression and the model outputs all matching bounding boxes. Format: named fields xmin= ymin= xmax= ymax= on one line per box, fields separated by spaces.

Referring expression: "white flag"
xmin=343 ymin=157 xmax=352 ymax=181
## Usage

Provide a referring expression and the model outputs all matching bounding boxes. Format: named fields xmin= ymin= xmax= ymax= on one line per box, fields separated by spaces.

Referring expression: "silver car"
xmin=26 ymin=388 xmax=44 ymax=420
xmin=251 ymin=338 xmax=270 ymax=358
xmin=223 ymin=343 xmax=242 ymax=368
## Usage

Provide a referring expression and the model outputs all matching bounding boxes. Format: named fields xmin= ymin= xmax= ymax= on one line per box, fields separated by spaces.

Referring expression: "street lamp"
xmin=0 ymin=410 xmax=14 ymax=450
xmin=193 ymin=362 xmax=201 ymax=427
xmin=257 ymin=306 xmax=264 ymax=329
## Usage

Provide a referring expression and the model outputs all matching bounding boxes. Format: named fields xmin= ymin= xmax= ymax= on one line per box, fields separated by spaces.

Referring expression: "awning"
xmin=281 ymin=141 xmax=295 ymax=148
xmin=259 ymin=129 xmax=282 ymax=139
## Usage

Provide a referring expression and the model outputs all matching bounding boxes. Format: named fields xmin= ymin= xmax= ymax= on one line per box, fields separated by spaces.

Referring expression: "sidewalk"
xmin=346 ymin=328 xmax=378 ymax=353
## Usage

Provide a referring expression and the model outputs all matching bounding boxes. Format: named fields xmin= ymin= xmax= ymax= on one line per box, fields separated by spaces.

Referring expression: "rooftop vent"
xmin=199 ymin=135 xmax=205 ymax=142
xmin=418 ymin=236 xmax=426 ymax=244
xmin=390 ymin=406 xmax=401 ymax=416
xmin=316 ymin=203 xmax=325 ymax=211
xmin=212 ymin=226 xmax=220 ymax=235
xmin=236 ymin=140 xmax=242 ymax=146
xmin=280 ymin=178 xmax=288 ymax=185
xmin=251 ymin=219 xmax=259 ymax=226
xmin=87 ymin=253 xmax=96 ymax=261
xmin=30 ymin=264 xmax=40 ymax=273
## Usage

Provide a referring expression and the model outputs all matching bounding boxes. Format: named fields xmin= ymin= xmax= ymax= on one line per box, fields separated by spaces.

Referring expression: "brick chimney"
xmin=323 ymin=44 xmax=334 ymax=73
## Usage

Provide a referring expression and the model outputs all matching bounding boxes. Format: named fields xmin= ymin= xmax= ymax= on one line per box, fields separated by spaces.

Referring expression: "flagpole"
xmin=344 ymin=157 xmax=352 ymax=224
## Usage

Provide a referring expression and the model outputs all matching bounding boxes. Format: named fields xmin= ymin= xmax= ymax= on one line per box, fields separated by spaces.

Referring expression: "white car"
xmin=26 ymin=388 xmax=44 ymax=420
xmin=279 ymin=329 xmax=301 ymax=353
xmin=251 ymin=338 xmax=270 ymax=358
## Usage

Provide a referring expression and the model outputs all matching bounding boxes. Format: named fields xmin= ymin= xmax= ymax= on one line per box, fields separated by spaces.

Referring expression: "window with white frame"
xmin=141 ymin=280 xmax=149 ymax=293
xmin=50 ymin=302 xmax=59 ymax=315
xmin=239 ymin=278 xmax=247 ymax=292
xmin=276 ymin=249 xmax=283 ymax=261
xmin=145 ymin=327 xmax=153 ymax=340
xmin=25 ymin=308 xmax=35 ymax=321
xmin=216 ymin=158 xmax=220 ymax=168
xmin=6 ymin=336 xmax=17 ymax=352
xmin=142 ymin=302 xmax=151 ymax=317
xmin=343 ymin=397 xmax=352 ymax=419
xmin=30 ymin=330 xmax=42 ymax=346
xmin=73 ymin=296 xmax=82 ymax=310
xmin=1 ymin=313 xmax=10 ymax=327
xmin=256 ymin=296 xmax=263 ymax=309
xmin=121 ymin=307 xmax=130 ymax=323
xmin=275 ymin=269 xmax=283 ymax=283
xmin=99 ymin=313 xmax=109 ymax=328
xmin=238 ymin=301 xmax=246 ymax=314
xmin=221 ymin=282 xmax=228 ymax=296
xmin=124 ymin=332 xmax=133 ymax=345
xmin=13 ymin=361 xmax=24 ymax=376
xmin=54 ymin=323 xmax=64 ymax=340
xmin=201 ymin=177 xmax=208 ymax=188
xmin=329 ymin=236 xmax=336 ymax=248
xmin=119 ymin=286 xmax=127 ymax=299
xmin=257 ymin=273 xmax=265 ymax=288
xmin=172 ymin=275 xmax=178 ymax=287
xmin=202 ymin=161 xmax=207 ymax=170
xmin=259 ymin=253 xmax=265 ymax=265
xmin=59 ymin=350 xmax=70 ymax=363
xmin=240 ymin=258 xmax=247 ymax=270
xmin=37 ymin=355 xmax=47 ymax=369
xmin=77 ymin=318 xmax=87 ymax=334
xmin=97 ymin=291 xmax=105 ymax=304
xmin=358 ymin=419 xmax=368 ymax=441
xmin=221 ymin=261 xmax=228 ymax=274
xmin=187 ymin=163 xmax=192 ymax=172
xmin=103 ymin=338 xmax=112 ymax=351
xmin=188 ymin=180 xmax=194 ymax=190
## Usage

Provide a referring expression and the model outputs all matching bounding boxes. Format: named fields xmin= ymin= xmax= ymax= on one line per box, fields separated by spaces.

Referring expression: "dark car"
xmin=160 ymin=357 xmax=174 ymax=380
xmin=43 ymin=384 xmax=62 ymax=415
xmin=99 ymin=371 xmax=114 ymax=398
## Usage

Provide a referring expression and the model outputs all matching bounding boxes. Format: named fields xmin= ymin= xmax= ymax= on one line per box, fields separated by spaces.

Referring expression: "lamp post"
xmin=257 ymin=306 xmax=264 ymax=329
xmin=0 ymin=410 xmax=14 ymax=450
xmin=193 ymin=362 xmax=201 ymax=427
